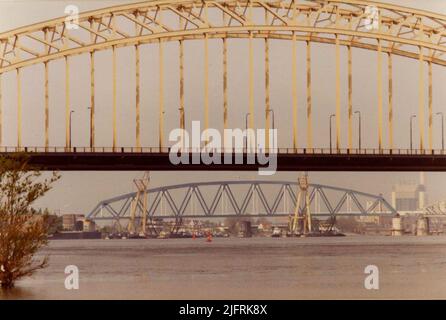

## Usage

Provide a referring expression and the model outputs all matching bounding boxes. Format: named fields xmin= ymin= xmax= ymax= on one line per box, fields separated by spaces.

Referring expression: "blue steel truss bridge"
xmin=87 ymin=180 xmax=397 ymax=229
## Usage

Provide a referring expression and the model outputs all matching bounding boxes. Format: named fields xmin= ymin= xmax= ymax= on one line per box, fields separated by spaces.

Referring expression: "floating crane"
xmin=289 ymin=173 xmax=312 ymax=236
xmin=128 ymin=171 xmax=152 ymax=237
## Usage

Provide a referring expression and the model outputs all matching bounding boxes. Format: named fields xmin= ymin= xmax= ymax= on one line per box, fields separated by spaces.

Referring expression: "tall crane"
xmin=290 ymin=173 xmax=312 ymax=236
xmin=128 ymin=171 xmax=150 ymax=236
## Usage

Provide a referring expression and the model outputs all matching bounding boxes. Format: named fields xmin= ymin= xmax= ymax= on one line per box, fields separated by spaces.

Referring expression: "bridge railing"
xmin=0 ymin=146 xmax=445 ymax=155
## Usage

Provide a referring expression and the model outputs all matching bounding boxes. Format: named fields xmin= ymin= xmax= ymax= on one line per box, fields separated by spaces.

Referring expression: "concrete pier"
xmin=416 ymin=217 xmax=429 ymax=236
xmin=391 ymin=214 xmax=403 ymax=236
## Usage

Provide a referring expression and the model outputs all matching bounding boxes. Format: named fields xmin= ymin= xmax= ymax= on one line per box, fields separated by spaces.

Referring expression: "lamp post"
xmin=436 ymin=112 xmax=444 ymax=150
xmin=329 ymin=114 xmax=335 ymax=153
xmin=410 ymin=115 xmax=417 ymax=151
xmin=245 ymin=113 xmax=251 ymax=152
xmin=69 ymin=110 xmax=75 ymax=149
xmin=354 ymin=110 xmax=362 ymax=150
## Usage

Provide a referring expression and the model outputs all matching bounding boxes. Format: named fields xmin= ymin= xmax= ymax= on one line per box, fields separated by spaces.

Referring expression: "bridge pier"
xmin=391 ymin=214 xmax=403 ymax=236
xmin=416 ymin=217 xmax=430 ymax=236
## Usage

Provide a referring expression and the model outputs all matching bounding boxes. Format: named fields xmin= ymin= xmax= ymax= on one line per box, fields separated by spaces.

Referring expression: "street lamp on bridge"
xmin=354 ymin=110 xmax=362 ymax=151
xmin=329 ymin=114 xmax=335 ymax=153
xmin=436 ymin=112 xmax=444 ymax=150
xmin=410 ymin=114 xmax=417 ymax=152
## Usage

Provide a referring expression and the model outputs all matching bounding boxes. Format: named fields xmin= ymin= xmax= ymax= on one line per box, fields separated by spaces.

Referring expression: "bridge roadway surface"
xmin=3 ymin=148 xmax=446 ymax=171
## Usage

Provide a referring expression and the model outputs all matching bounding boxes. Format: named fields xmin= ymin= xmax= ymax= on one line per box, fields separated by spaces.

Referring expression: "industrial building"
xmin=62 ymin=214 xmax=96 ymax=232
xmin=391 ymin=173 xmax=427 ymax=212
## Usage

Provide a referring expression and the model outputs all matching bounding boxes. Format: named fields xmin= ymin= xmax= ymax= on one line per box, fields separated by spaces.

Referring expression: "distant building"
xmin=355 ymin=214 xmax=392 ymax=229
xmin=356 ymin=214 xmax=380 ymax=224
xmin=62 ymin=214 xmax=85 ymax=231
xmin=391 ymin=173 xmax=427 ymax=212
xmin=83 ymin=219 xmax=97 ymax=232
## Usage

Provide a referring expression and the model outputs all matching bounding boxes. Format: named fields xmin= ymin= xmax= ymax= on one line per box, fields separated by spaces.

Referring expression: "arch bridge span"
xmin=1 ymin=1 xmax=446 ymax=171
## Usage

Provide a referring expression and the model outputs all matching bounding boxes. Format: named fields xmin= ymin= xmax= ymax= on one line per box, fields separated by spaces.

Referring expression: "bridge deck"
xmin=3 ymin=148 xmax=446 ymax=171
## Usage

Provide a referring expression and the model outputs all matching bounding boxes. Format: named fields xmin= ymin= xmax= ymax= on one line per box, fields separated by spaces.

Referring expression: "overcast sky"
xmin=0 ymin=0 xmax=446 ymax=215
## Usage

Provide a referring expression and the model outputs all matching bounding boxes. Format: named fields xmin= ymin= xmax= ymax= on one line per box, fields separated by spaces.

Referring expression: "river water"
xmin=1 ymin=236 xmax=446 ymax=300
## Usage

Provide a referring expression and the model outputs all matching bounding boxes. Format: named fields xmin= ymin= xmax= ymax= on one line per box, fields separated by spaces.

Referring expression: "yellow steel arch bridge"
xmin=0 ymin=0 xmax=446 ymax=171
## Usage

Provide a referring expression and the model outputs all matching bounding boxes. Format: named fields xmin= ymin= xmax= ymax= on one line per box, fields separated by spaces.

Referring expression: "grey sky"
xmin=0 ymin=0 xmax=445 ymax=215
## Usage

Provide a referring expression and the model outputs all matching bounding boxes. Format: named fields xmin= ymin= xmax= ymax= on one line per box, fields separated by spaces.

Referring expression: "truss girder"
xmin=423 ymin=201 xmax=446 ymax=216
xmin=87 ymin=180 xmax=397 ymax=221
xmin=2 ymin=0 xmax=446 ymax=74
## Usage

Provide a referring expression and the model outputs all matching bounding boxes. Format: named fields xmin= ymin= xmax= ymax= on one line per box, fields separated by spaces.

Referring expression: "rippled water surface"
xmin=2 ymin=236 xmax=446 ymax=299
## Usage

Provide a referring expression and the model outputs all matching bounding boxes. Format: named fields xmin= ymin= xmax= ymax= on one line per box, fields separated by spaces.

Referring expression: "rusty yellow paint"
xmin=223 ymin=37 xmax=228 ymax=133
xmin=335 ymin=35 xmax=341 ymax=150
xmin=222 ymin=10 xmax=229 ymax=145
xmin=3 ymin=0 xmax=446 ymax=76
xmin=307 ymin=40 xmax=312 ymax=149
xmin=419 ymin=48 xmax=425 ymax=150
xmin=347 ymin=46 xmax=352 ymax=150
xmin=90 ymin=52 xmax=95 ymax=148
xmin=179 ymin=39 xmax=184 ymax=131
xmin=263 ymin=10 xmax=270 ymax=150
xmin=249 ymin=31 xmax=254 ymax=132
xmin=428 ymin=61 xmax=433 ymax=151
xmin=112 ymin=45 xmax=117 ymax=149
xmin=377 ymin=39 xmax=383 ymax=150
xmin=135 ymin=44 xmax=141 ymax=149
xmin=292 ymin=32 xmax=298 ymax=149
xmin=388 ymin=53 xmax=393 ymax=149
xmin=265 ymin=37 xmax=270 ymax=150
xmin=204 ymin=33 xmax=209 ymax=142
xmin=44 ymin=61 xmax=49 ymax=148
xmin=65 ymin=57 xmax=70 ymax=149
xmin=159 ymin=39 xmax=164 ymax=149
xmin=247 ymin=2 xmax=255 ymax=151
xmin=17 ymin=69 xmax=22 ymax=148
